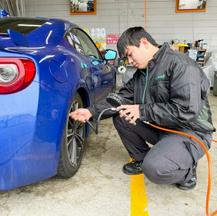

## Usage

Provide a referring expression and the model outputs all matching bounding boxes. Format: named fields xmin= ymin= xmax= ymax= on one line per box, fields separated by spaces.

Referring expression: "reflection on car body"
xmin=0 ymin=15 xmax=117 ymax=190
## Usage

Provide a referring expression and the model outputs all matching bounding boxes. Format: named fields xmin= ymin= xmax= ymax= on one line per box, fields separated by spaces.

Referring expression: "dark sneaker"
xmin=176 ymin=164 xmax=197 ymax=190
xmin=122 ymin=160 xmax=143 ymax=175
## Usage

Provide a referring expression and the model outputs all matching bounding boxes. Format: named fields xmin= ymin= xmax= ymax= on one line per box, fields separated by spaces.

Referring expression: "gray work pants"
xmin=113 ymin=115 xmax=212 ymax=184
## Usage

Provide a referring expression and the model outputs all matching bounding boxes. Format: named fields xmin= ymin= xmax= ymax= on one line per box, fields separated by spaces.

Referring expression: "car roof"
xmin=0 ymin=17 xmax=78 ymax=34
xmin=0 ymin=17 xmax=78 ymax=47
xmin=0 ymin=17 xmax=49 ymax=34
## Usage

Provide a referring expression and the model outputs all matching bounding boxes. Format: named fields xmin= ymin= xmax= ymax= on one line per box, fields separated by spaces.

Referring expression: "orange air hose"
xmin=143 ymin=121 xmax=217 ymax=216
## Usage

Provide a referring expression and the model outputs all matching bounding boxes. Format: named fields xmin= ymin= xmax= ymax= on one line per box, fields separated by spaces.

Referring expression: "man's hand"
xmin=69 ymin=108 xmax=92 ymax=123
xmin=117 ymin=104 xmax=140 ymax=125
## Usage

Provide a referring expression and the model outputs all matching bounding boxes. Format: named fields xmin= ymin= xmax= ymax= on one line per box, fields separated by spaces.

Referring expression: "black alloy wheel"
xmin=57 ymin=93 xmax=86 ymax=178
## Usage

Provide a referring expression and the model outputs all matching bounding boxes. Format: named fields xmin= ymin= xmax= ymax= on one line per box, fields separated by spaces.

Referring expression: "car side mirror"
xmin=103 ymin=49 xmax=117 ymax=60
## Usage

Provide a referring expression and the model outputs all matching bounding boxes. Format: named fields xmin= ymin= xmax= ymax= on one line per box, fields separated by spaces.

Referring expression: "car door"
xmin=69 ymin=28 xmax=115 ymax=102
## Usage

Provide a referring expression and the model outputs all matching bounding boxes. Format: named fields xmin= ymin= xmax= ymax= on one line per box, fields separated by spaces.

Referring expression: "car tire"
xmin=57 ymin=93 xmax=86 ymax=178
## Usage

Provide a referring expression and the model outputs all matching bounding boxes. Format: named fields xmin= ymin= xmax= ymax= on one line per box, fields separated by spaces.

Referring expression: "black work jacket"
xmin=89 ymin=43 xmax=215 ymax=135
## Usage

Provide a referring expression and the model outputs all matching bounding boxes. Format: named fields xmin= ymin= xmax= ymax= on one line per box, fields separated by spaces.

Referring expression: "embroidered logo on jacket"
xmin=156 ymin=74 xmax=166 ymax=81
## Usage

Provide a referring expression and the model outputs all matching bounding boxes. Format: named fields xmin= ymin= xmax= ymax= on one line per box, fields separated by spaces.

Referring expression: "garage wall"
xmin=25 ymin=0 xmax=217 ymax=51
xmin=147 ymin=0 xmax=217 ymax=51
xmin=25 ymin=0 xmax=145 ymax=50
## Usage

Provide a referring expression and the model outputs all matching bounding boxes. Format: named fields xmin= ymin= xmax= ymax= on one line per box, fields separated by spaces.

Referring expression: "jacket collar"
xmin=148 ymin=42 xmax=170 ymax=70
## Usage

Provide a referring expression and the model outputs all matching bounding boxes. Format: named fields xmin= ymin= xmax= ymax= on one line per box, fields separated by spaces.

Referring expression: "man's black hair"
xmin=117 ymin=26 xmax=158 ymax=58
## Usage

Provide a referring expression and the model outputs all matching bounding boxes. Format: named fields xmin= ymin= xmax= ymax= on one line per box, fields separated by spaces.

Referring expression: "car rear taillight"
xmin=0 ymin=58 xmax=36 ymax=94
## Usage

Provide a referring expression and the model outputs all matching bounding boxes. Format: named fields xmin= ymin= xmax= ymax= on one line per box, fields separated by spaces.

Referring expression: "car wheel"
xmin=57 ymin=93 xmax=86 ymax=178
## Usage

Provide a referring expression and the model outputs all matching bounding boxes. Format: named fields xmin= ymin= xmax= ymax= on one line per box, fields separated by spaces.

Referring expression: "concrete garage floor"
xmin=0 ymin=94 xmax=216 ymax=216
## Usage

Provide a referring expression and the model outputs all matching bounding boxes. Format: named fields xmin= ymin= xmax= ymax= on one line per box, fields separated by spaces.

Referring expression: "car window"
xmin=66 ymin=32 xmax=85 ymax=55
xmin=66 ymin=28 xmax=102 ymax=60
xmin=75 ymin=29 xmax=102 ymax=60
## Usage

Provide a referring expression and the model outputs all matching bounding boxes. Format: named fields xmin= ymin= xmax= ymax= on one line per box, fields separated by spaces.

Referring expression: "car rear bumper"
xmin=0 ymin=81 xmax=66 ymax=190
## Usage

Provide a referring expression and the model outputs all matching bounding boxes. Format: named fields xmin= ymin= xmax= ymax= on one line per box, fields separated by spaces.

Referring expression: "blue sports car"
xmin=0 ymin=15 xmax=117 ymax=190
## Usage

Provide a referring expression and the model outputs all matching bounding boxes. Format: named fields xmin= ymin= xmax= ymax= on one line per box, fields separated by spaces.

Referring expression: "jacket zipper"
xmin=141 ymin=67 xmax=149 ymax=104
